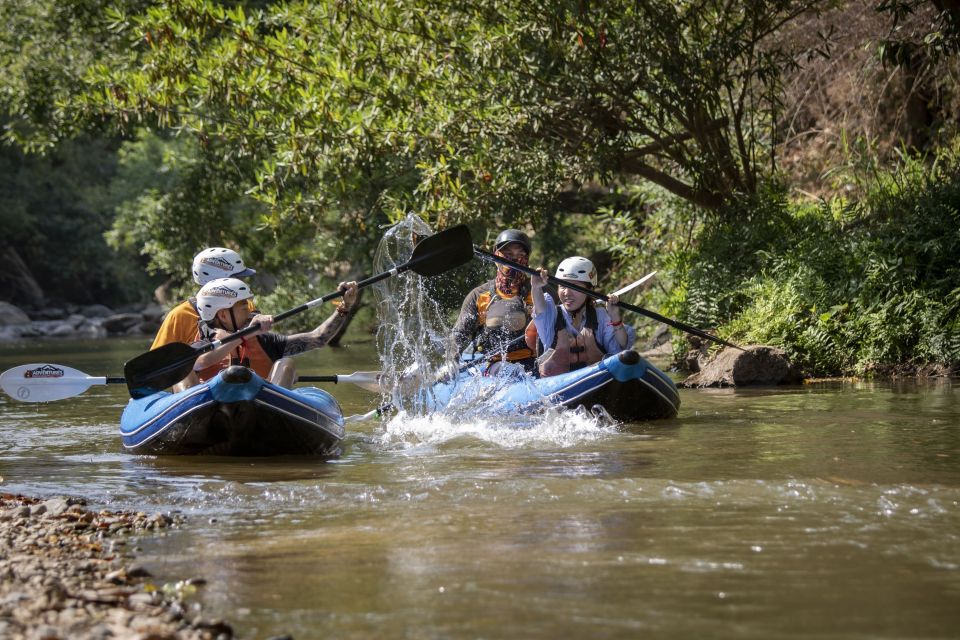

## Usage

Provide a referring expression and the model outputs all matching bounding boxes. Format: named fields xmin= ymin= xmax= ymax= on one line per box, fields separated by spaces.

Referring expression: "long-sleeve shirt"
xmin=532 ymin=293 xmax=636 ymax=355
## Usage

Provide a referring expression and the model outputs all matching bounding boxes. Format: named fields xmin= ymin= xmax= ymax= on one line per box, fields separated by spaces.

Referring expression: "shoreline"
xmin=0 ymin=493 xmax=241 ymax=640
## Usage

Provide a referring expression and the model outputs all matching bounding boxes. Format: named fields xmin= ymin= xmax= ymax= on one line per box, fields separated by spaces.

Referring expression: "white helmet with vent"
xmin=196 ymin=278 xmax=253 ymax=322
xmin=192 ymin=247 xmax=256 ymax=285
xmin=555 ymin=256 xmax=597 ymax=286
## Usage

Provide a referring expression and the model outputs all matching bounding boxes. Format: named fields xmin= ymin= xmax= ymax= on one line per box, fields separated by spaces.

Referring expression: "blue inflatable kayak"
xmin=120 ymin=365 xmax=344 ymax=456
xmin=429 ymin=350 xmax=680 ymax=421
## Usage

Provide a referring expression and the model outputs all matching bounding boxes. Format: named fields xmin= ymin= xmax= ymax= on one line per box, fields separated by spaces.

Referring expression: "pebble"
xmin=0 ymin=493 xmax=240 ymax=639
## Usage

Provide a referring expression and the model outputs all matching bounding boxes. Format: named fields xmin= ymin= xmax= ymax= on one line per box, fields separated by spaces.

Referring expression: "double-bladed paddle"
xmin=123 ymin=224 xmax=474 ymax=398
xmin=474 ymin=248 xmax=743 ymax=351
xmin=0 ymin=363 xmax=389 ymax=402
xmin=611 ymin=271 xmax=657 ymax=297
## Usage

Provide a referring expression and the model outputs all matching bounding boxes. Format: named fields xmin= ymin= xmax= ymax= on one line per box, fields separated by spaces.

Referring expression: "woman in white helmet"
xmin=192 ymin=277 xmax=359 ymax=388
xmin=149 ymin=247 xmax=260 ymax=391
xmin=526 ymin=256 xmax=635 ymax=377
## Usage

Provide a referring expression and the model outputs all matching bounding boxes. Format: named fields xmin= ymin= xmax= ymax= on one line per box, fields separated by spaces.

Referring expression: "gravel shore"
xmin=0 ymin=493 xmax=236 ymax=640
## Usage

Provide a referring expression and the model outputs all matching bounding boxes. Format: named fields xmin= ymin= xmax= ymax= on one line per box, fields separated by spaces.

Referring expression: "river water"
xmin=1 ymin=337 xmax=958 ymax=639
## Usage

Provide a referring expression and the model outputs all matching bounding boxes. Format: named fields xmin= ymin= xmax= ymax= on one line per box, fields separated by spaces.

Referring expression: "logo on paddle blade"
xmin=24 ymin=365 xmax=64 ymax=379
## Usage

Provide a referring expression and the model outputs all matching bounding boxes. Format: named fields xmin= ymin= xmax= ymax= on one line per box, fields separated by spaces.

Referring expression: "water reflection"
xmin=1 ymin=338 xmax=958 ymax=638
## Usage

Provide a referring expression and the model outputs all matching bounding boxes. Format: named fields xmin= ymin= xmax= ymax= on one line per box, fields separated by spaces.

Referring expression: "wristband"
xmin=608 ymin=320 xmax=623 ymax=327
xmin=336 ymin=303 xmax=351 ymax=315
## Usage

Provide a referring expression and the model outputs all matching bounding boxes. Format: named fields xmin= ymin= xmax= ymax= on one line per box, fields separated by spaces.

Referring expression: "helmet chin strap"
xmin=228 ymin=307 xmax=241 ymax=333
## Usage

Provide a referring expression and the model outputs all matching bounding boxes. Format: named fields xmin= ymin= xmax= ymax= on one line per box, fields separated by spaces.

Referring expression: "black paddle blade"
xmin=407 ymin=224 xmax=473 ymax=277
xmin=123 ymin=342 xmax=200 ymax=398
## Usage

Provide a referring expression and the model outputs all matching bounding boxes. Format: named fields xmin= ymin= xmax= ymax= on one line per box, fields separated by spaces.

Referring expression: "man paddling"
xmin=193 ymin=277 xmax=359 ymax=388
xmin=150 ymin=248 xmax=258 ymax=391
xmin=450 ymin=229 xmax=537 ymax=372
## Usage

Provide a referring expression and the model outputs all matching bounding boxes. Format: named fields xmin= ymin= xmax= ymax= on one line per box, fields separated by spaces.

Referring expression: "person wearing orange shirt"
xmin=150 ymin=247 xmax=258 ymax=391
xmin=192 ymin=277 xmax=359 ymax=388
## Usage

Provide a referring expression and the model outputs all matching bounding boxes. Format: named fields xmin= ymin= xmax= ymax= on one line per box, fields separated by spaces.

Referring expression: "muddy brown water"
xmin=1 ymin=338 xmax=958 ymax=639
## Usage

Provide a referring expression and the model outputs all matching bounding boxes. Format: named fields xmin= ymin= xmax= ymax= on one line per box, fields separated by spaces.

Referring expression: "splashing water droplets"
xmin=372 ymin=215 xmax=451 ymax=414
xmin=370 ymin=215 xmax=619 ymax=447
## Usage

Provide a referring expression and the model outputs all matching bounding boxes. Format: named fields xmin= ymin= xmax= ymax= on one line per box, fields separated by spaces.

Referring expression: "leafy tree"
xmin=0 ymin=134 xmax=159 ymax=306
xmin=73 ymin=0 xmax=829 ymax=231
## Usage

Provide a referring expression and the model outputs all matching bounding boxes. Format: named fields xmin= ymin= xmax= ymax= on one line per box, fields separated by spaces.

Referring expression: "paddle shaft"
xmin=20 ymin=375 xmax=367 ymax=385
xmin=474 ymin=248 xmax=743 ymax=351
xmin=219 ymin=225 xmax=472 ymax=348
xmin=124 ymin=224 xmax=473 ymax=397
xmin=210 ymin=266 xmax=403 ymax=350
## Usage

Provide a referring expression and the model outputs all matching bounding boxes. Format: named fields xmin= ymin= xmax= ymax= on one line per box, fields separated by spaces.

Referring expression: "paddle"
xmin=123 ymin=224 xmax=474 ymax=398
xmin=0 ymin=364 xmax=125 ymax=403
xmin=611 ymin=271 xmax=657 ymax=297
xmin=344 ymin=402 xmax=393 ymax=423
xmin=0 ymin=363 xmax=391 ymax=403
xmin=474 ymin=248 xmax=743 ymax=351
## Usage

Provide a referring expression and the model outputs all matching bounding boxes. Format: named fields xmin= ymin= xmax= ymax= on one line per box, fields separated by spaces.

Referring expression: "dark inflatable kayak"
xmin=120 ymin=365 xmax=344 ymax=456
xmin=429 ymin=350 xmax=680 ymax=421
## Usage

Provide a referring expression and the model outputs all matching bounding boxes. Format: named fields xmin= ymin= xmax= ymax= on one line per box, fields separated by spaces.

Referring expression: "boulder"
xmin=101 ymin=313 xmax=144 ymax=334
xmin=141 ymin=303 xmax=166 ymax=323
xmin=29 ymin=307 xmax=68 ymax=321
xmin=0 ymin=302 xmax=31 ymax=326
xmin=80 ymin=304 xmax=115 ymax=318
xmin=682 ymin=345 xmax=802 ymax=387
xmin=76 ymin=322 xmax=108 ymax=339
xmin=47 ymin=323 xmax=79 ymax=338
xmin=136 ymin=319 xmax=162 ymax=334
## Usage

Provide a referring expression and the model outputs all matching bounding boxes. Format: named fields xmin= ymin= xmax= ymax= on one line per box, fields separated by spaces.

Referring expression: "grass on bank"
xmin=667 ymin=143 xmax=960 ymax=377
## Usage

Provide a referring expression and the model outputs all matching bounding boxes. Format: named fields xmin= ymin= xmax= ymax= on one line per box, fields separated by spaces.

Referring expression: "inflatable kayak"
xmin=429 ymin=350 xmax=680 ymax=421
xmin=120 ymin=365 xmax=344 ymax=456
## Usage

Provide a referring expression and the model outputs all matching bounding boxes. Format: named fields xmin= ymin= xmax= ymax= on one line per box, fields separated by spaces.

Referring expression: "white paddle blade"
xmin=0 ymin=363 xmax=105 ymax=403
xmin=611 ymin=271 xmax=657 ymax=297
xmin=337 ymin=371 xmax=385 ymax=394
xmin=344 ymin=402 xmax=393 ymax=423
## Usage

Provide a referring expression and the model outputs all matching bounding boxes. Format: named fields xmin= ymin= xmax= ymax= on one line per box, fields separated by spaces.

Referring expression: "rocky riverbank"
xmin=0 ymin=302 xmax=163 ymax=342
xmin=0 ymin=493 xmax=242 ymax=640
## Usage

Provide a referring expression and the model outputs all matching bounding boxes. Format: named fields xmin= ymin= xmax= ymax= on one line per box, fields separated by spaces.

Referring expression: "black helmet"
xmin=494 ymin=229 xmax=532 ymax=254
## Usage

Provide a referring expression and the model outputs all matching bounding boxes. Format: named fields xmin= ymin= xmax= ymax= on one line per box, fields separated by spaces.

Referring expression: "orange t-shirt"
xmin=150 ymin=300 xmax=200 ymax=350
xmin=151 ymin=298 xmax=257 ymax=349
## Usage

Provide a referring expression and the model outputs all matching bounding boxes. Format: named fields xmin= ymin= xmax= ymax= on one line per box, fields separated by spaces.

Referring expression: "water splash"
xmin=370 ymin=215 xmax=618 ymax=446
xmin=371 ymin=214 xmax=451 ymax=413
xmin=378 ymin=404 xmax=618 ymax=450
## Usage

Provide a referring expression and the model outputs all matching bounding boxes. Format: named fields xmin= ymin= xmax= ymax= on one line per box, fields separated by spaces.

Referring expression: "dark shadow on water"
xmin=127 ymin=454 xmax=342 ymax=484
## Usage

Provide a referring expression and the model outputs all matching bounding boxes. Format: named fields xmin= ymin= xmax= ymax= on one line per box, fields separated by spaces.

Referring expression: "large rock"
xmin=79 ymin=304 xmax=115 ymax=318
xmin=141 ymin=303 xmax=166 ymax=323
xmin=682 ymin=345 xmax=802 ymax=387
xmin=101 ymin=313 xmax=144 ymax=334
xmin=0 ymin=302 xmax=31 ymax=326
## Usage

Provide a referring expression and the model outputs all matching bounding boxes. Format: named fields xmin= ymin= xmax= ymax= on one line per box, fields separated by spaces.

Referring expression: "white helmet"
xmin=555 ymin=256 xmax=597 ymax=286
xmin=192 ymin=247 xmax=256 ymax=285
xmin=196 ymin=278 xmax=254 ymax=322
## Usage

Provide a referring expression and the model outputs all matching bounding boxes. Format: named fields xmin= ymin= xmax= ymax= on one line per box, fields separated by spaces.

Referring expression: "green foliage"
xmin=0 ymin=0 xmax=838 ymax=311
xmin=0 ymin=135 xmax=160 ymax=305
xmin=0 ymin=0 xmax=142 ymax=151
xmin=691 ymin=142 xmax=960 ymax=375
xmin=59 ymin=0 xmax=830 ymax=230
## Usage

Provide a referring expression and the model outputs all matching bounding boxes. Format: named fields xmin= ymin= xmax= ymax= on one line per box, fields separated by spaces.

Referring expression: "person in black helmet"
xmin=450 ymin=229 xmax=537 ymax=372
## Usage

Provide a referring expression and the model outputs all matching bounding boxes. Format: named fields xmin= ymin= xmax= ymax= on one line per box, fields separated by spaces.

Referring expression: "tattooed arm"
xmin=281 ymin=281 xmax=359 ymax=357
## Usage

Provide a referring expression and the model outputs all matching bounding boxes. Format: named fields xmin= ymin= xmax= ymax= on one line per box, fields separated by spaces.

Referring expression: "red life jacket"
xmin=195 ymin=334 xmax=275 ymax=382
